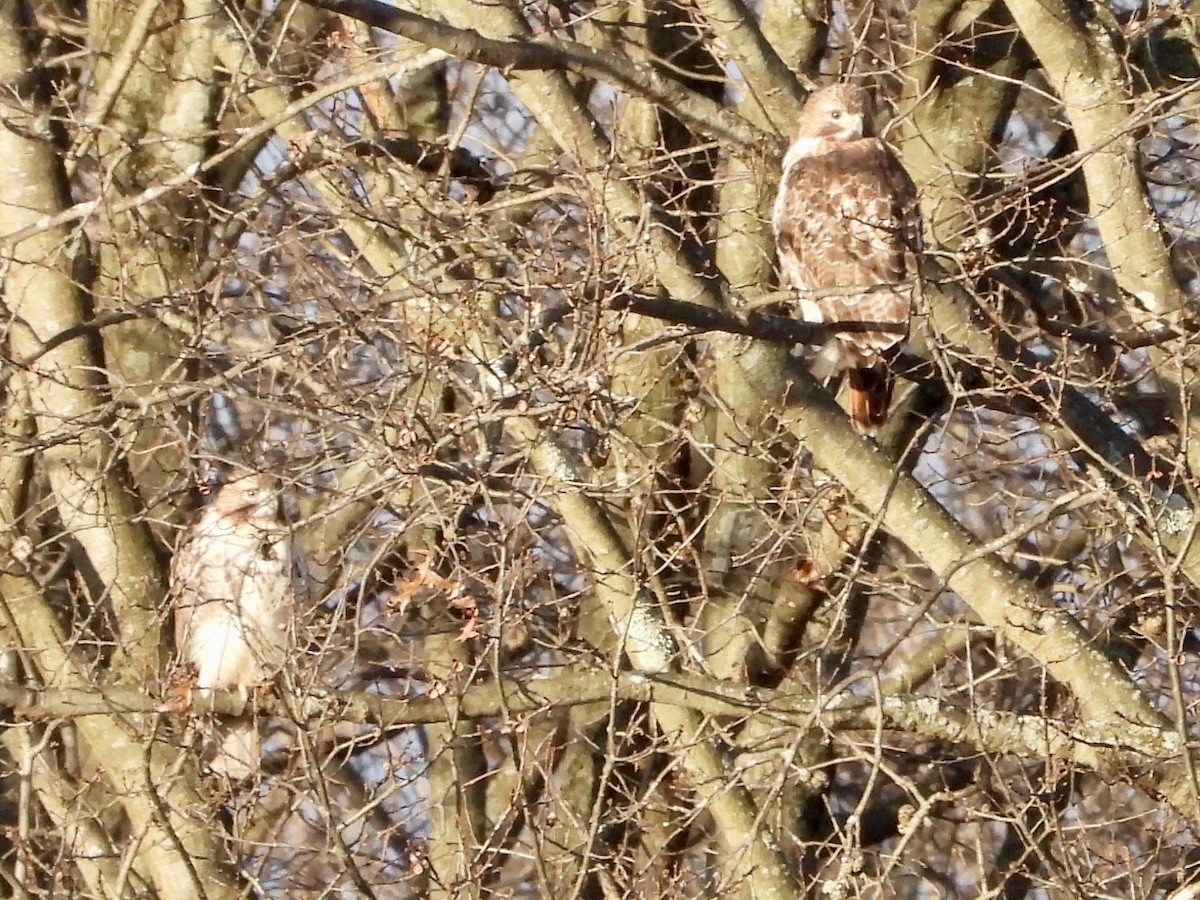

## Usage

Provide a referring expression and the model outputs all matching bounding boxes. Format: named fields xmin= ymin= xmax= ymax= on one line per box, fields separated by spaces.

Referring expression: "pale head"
xmin=794 ymin=84 xmax=870 ymax=142
xmin=210 ymin=473 xmax=281 ymax=520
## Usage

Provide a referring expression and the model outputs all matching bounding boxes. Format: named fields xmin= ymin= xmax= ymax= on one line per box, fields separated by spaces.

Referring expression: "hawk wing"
xmin=774 ymin=138 xmax=919 ymax=370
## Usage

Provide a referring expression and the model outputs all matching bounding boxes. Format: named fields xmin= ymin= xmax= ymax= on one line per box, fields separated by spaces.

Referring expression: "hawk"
xmin=772 ymin=84 xmax=921 ymax=433
xmin=171 ymin=473 xmax=297 ymax=778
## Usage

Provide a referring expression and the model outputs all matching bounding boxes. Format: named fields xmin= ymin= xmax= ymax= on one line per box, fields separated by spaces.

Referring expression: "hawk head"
xmin=794 ymin=84 xmax=870 ymax=143
xmin=210 ymin=473 xmax=282 ymax=522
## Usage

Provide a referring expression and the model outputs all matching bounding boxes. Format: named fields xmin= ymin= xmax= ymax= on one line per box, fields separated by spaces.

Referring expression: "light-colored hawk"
xmin=171 ymin=473 xmax=296 ymax=778
xmin=772 ymin=84 xmax=921 ymax=433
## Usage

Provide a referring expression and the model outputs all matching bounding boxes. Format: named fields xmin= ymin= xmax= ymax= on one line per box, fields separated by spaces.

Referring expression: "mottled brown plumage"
xmin=171 ymin=473 xmax=295 ymax=778
xmin=772 ymin=84 xmax=921 ymax=433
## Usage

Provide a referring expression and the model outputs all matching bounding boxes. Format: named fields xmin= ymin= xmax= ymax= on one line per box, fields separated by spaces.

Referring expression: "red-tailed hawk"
xmin=773 ymin=84 xmax=921 ymax=433
xmin=171 ymin=473 xmax=296 ymax=778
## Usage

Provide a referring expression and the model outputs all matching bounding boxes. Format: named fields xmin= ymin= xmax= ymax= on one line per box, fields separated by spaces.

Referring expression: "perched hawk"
xmin=171 ymin=473 xmax=296 ymax=778
xmin=773 ymin=84 xmax=921 ymax=433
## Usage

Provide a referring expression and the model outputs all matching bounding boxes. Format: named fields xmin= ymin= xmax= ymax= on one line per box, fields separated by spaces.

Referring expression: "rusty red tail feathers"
xmin=847 ymin=365 xmax=894 ymax=435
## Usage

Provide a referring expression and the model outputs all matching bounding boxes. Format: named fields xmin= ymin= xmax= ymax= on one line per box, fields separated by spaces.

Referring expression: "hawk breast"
xmin=773 ymin=137 xmax=919 ymax=369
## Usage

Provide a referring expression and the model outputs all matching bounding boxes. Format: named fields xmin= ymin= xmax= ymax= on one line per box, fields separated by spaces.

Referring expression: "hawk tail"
xmin=847 ymin=365 xmax=893 ymax=435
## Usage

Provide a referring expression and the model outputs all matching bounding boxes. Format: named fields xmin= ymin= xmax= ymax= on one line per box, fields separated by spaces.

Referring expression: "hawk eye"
xmin=830 ymin=110 xmax=843 ymax=119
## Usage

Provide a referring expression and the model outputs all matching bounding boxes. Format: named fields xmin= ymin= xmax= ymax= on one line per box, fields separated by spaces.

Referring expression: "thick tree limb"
xmin=301 ymin=0 xmax=766 ymax=150
xmin=0 ymin=672 xmax=1176 ymax=780
xmin=617 ymin=284 xmax=1200 ymax=590
xmin=774 ymin=358 xmax=1198 ymax=824
xmin=690 ymin=0 xmax=807 ymax=134
xmin=0 ymin=7 xmax=165 ymax=673
xmin=1003 ymin=0 xmax=1184 ymax=316
xmin=0 ymin=512 xmax=236 ymax=897
xmin=503 ymin=416 xmax=801 ymax=900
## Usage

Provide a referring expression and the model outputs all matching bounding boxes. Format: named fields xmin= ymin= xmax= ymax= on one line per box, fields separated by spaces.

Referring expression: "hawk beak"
xmin=848 ymin=113 xmax=865 ymax=137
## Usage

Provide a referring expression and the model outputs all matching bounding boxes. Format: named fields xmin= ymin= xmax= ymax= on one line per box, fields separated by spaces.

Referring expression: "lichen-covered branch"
xmin=0 ymin=6 xmax=165 ymax=672
xmin=776 ymin=364 xmax=1198 ymax=823
xmin=506 ymin=415 xmax=801 ymax=900
xmin=0 ymin=671 xmax=1176 ymax=783
xmin=1003 ymin=0 xmax=1183 ymax=315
